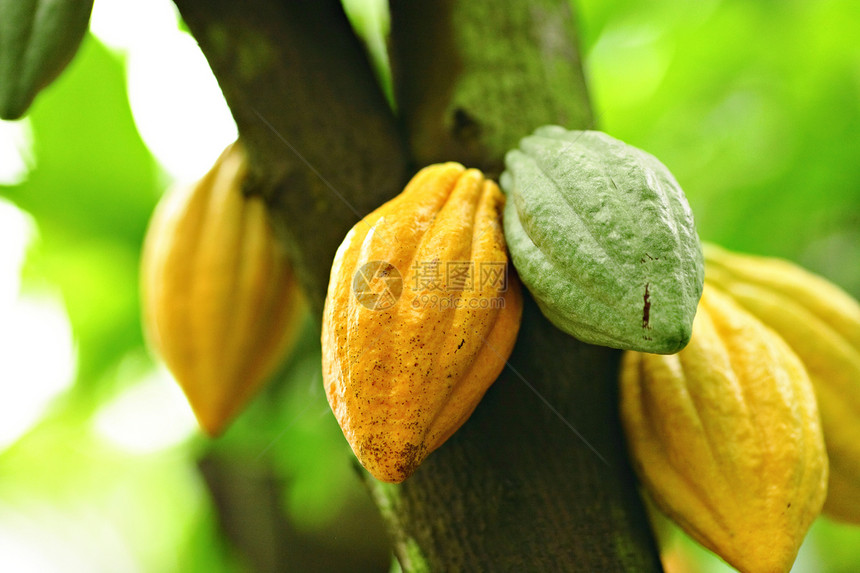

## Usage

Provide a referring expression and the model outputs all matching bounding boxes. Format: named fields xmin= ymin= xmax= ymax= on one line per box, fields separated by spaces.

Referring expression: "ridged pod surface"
xmin=0 ymin=0 xmax=93 ymax=119
xmin=620 ymin=285 xmax=827 ymax=573
xmin=501 ymin=126 xmax=703 ymax=354
xmin=322 ymin=163 xmax=523 ymax=483
xmin=705 ymin=243 xmax=860 ymax=523
xmin=141 ymin=142 xmax=303 ymax=436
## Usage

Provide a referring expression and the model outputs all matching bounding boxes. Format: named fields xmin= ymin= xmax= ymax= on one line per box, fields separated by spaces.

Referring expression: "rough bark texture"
xmin=390 ymin=0 xmax=593 ymax=177
xmin=367 ymin=299 xmax=662 ymax=573
xmin=173 ymin=0 xmax=663 ymax=570
xmin=173 ymin=0 xmax=410 ymax=315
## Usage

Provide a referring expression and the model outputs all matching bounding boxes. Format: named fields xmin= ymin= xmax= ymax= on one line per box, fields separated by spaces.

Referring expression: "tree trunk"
xmin=172 ymin=0 xmax=663 ymax=570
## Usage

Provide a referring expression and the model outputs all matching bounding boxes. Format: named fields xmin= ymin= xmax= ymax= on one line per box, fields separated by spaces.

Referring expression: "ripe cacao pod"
xmin=0 ymin=0 xmax=94 ymax=119
xmin=705 ymin=243 xmax=860 ymax=523
xmin=322 ymin=163 xmax=523 ymax=483
xmin=501 ymin=126 xmax=703 ymax=354
xmin=141 ymin=142 xmax=304 ymax=436
xmin=620 ymin=284 xmax=827 ymax=573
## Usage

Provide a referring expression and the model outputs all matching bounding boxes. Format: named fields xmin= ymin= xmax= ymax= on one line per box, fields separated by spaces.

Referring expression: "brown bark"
xmin=366 ymin=298 xmax=663 ymax=572
xmin=390 ymin=0 xmax=593 ymax=176
xmin=173 ymin=0 xmax=410 ymax=315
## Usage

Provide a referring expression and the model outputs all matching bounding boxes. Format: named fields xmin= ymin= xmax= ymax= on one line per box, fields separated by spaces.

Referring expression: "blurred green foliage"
xmin=0 ymin=0 xmax=858 ymax=572
xmin=6 ymin=36 xmax=158 ymax=403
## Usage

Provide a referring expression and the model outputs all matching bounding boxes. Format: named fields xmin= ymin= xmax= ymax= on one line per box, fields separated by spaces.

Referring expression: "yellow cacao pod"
xmin=704 ymin=243 xmax=860 ymax=523
xmin=141 ymin=142 xmax=303 ymax=436
xmin=620 ymin=285 xmax=827 ymax=573
xmin=322 ymin=163 xmax=523 ymax=483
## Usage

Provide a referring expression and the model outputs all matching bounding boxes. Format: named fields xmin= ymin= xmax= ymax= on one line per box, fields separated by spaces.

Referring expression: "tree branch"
xmin=365 ymin=298 xmax=662 ymax=571
xmin=389 ymin=0 xmax=593 ymax=177
xmin=174 ymin=0 xmax=410 ymax=314
xmin=358 ymin=1 xmax=661 ymax=570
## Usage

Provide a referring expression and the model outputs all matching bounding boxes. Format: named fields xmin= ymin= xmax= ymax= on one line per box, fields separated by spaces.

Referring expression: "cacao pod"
xmin=501 ymin=126 xmax=703 ymax=354
xmin=141 ymin=142 xmax=304 ymax=436
xmin=620 ymin=284 xmax=827 ymax=573
xmin=322 ymin=163 xmax=523 ymax=483
xmin=705 ymin=243 xmax=860 ymax=523
xmin=0 ymin=0 xmax=94 ymax=119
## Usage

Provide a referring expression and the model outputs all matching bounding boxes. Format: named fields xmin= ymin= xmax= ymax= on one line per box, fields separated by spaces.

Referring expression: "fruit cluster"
xmin=139 ymin=129 xmax=858 ymax=573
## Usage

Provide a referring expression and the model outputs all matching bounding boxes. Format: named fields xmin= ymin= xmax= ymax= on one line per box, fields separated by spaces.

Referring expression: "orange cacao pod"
xmin=322 ymin=163 xmax=523 ymax=483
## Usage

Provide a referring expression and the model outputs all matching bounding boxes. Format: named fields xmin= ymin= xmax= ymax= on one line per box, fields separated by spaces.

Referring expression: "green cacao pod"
xmin=704 ymin=243 xmax=860 ymax=523
xmin=0 ymin=0 xmax=93 ymax=119
xmin=501 ymin=126 xmax=704 ymax=354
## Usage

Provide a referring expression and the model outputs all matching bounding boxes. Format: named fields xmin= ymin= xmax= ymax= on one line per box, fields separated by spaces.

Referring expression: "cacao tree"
xmin=167 ymin=0 xmax=662 ymax=570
